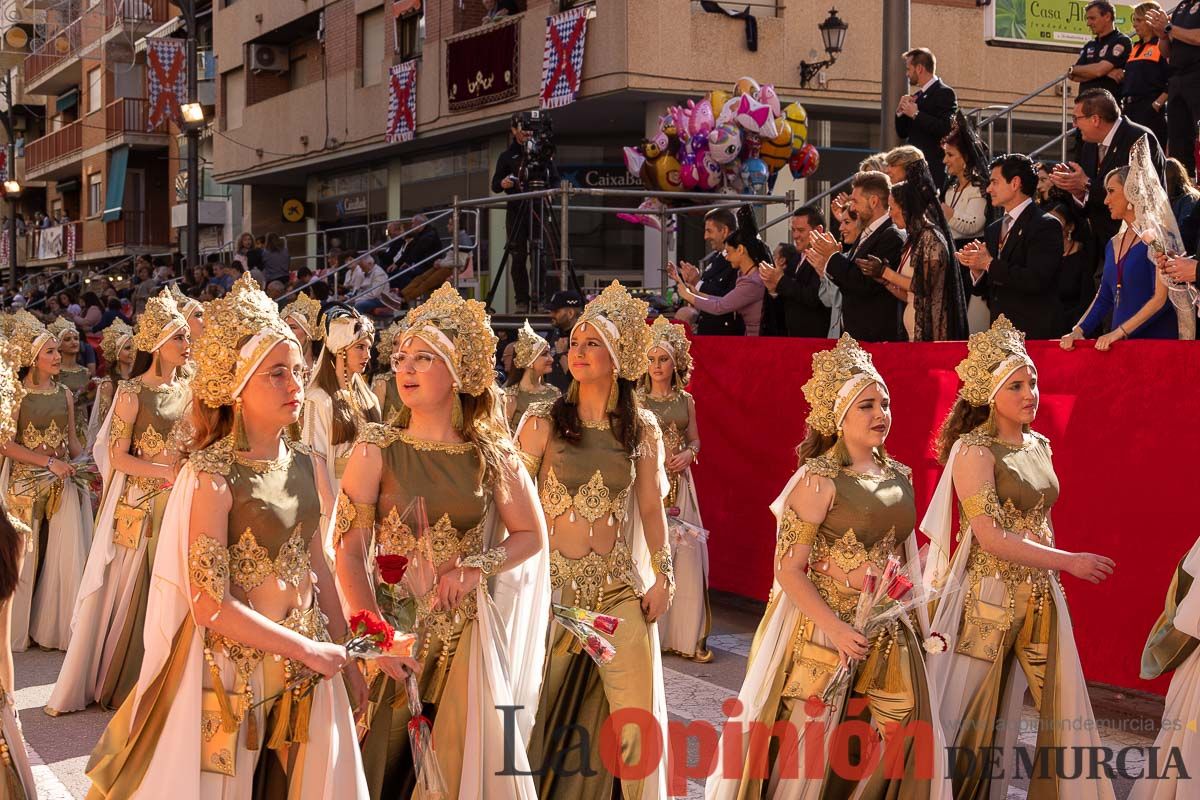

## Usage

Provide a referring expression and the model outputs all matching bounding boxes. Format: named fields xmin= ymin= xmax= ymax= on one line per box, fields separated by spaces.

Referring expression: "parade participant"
xmin=503 ymin=320 xmax=560 ymax=431
xmin=369 ymin=321 xmax=405 ymax=426
xmin=638 ymin=316 xmax=709 ymax=663
xmin=281 ymin=292 xmax=322 ymax=371
xmin=520 ymin=281 xmax=674 ymax=799
xmin=923 ymin=316 xmax=1117 ymax=799
xmin=85 ymin=274 xmax=368 ymax=799
xmin=46 ymin=292 xmax=191 ymax=715
xmin=86 ymin=320 xmax=136 ymax=451
xmin=0 ymin=313 xmax=92 ymax=652
xmin=337 ymin=283 xmax=548 ymax=798
xmin=707 ymin=334 xmax=947 ymax=799
xmin=48 ymin=317 xmax=94 ymax=445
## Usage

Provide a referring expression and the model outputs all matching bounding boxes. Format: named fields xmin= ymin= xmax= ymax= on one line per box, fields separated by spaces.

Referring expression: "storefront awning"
xmin=101 ymin=146 xmax=129 ymax=223
xmin=55 ymin=88 xmax=79 ymax=113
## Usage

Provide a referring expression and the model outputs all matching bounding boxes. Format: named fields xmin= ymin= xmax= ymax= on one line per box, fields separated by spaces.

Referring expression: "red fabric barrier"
xmin=688 ymin=337 xmax=1200 ymax=695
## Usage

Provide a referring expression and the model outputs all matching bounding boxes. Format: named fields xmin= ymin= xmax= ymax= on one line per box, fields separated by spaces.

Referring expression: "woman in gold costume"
xmin=520 ymin=281 xmax=675 ymax=800
xmin=48 ymin=317 xmax=94 ymax=444
xmin=167 ymin=282 xmax=206 ymax=342
xmin=281 ymin=292 xmax=322 ymax=371
xmin=337 ymin=283 xmax=549 ymax=799
xmin=47 ymin=290 xmax=193 ymax=715
xmin=369 ymin=321 xmax=405 ymax=426
xmin=639 ymin=315 xmax=709 ymax=663
xmin=0 ymin=345 xmax=36 ymax=799
xmin=86 ymin=319 xmax=136 ymax=452
xmin=86 ymin=274 xmax=367 ymax=799
xmin=302 ymin=307 xmax=381 ymax=499
xmin=922 ymin=316 xmax=1116 ymax=800
xmin=707 ymin=334 xmax=947 ymax=799
xmin=0 ymin=312 xmax=92 ymax=652
xmin=503 ymin=320 xmax=560 ymax=431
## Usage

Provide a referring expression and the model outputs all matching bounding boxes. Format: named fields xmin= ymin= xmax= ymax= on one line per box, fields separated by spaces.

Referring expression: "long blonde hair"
xmin=458 ymin=384 xmax=520 ymax=498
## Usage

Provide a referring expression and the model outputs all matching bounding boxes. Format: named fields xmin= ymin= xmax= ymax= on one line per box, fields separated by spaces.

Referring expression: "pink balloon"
xmin=688 ymin=98 xmax=715 ymax=137
xmin=757 ymin=84 xmax=782 ymax=118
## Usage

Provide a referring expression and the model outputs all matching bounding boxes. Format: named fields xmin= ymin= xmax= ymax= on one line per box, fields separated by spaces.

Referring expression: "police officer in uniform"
xmin=1146 ymin=0 xmax=1200 ymax=176
xmin=1120 ymin=3 xmax=1170 ymax=148
xmin=1069 ymin=1 xmax=1133 ymax=99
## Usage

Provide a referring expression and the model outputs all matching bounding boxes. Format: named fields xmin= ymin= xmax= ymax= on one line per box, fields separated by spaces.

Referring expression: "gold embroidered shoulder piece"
xmin=959 ymin=428 xmax=995 ymax=449
xmin=189 ymin=438 xmax=234 ymax=477
xmin=116 ymin=378 xmax=143 ymax=397
xmin=802 ymin=452 xmax=841 ymax=479
xmin=884 ymin=457 xmax=913 ymax=483
xmin=524 ymin=400 xmax=554 ymax=420
xmin=503 ymin=385 xmax=518 ymax=400
xmin=354 ymin=421 xmax=402 ymax=449
xmin=288 ymin=439 xmax=312 ymax=457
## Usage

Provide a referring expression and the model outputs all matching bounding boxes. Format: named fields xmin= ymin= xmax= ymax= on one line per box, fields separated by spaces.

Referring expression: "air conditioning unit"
xmin=249 ymin=44 xmax=288 ymax=74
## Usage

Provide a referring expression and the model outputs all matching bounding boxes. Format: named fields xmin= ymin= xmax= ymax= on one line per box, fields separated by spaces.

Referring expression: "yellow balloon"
xmin=783 ymin=102 xmax=809 ymax=151
xmin=709 ymin=90 xmax=731 ymax=116
xmin=770 ymin=120 xmax=793 ymax=147
xmin=733 ymin=76 xmax=760 ymax=97
xmin=653 ymin=155 xmax=683 ymax=192
xmin=760 ymin=121 xmax=793 ymax=172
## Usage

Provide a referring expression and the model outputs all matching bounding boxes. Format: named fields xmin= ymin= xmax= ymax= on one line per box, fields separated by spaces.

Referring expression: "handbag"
xmin=200 ymin=689 xmax=240 ymax=777
xmin=956 ymin=594 xmax=1012 ymax=662
xmin=112 ymin=499 xmax=149 ymax=549
xmin=782 ymin=623 xmax=843 ymax=700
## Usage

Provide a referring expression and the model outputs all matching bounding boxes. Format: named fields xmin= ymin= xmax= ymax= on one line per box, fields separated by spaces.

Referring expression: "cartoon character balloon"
xmin=708 ymin=123 xmax=742 ymax=165
xmin=782 ymin=102 xmax=809 ymax=151
xmin=788 ymin=143 xmax=820 ymax=180
xmin=759 ymin=122 xmax=794 ymax=173
xmin=741 ymin=158 xmax=770 ymax=194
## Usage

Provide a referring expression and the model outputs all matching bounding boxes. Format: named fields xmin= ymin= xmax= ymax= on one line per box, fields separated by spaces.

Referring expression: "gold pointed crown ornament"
xmin=801 ymin=334 xmax=886 ymax=436
xmin=399 ymin=283 xmax=498 ymax=397
xmin=281 ymin=292 xmax=324 ymax=342
xmin=0 ymin=341 xmax=22 ymax=448
xmin=6 ymin=313 xmax=55 ymax=369
xmin=573 ymin=281 xmax=652 ymax=382
xmin=46 ymin=316 xmax=78 ymax=341
xmin=100 ymin=318 xmax=135 ymax=364
xmin=0 ymin=309 xmax=37 ymax=340
xmin=955 ymin=315 xmax=1034 ymax=407
xmin=513 ymin=319 xmax=550 ymax=370
xmin=376 ymin=320 xmax=405 ymax=370
xmin=647 ymin=315 xmax=693 ymax=385
xmin=166 ymin=282 xmax=202 ymax=320
xmin=193 ymin=273 xmax=298 ymax=409
xmin=133 ymin=289 xmax=188 ymax=353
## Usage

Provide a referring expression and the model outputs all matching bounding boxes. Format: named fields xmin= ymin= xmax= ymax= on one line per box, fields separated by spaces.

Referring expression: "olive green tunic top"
xmin=505 ymin=383 xmax=561 ymax=431
xmin=15 ymin=384 xmax=71 ymax=455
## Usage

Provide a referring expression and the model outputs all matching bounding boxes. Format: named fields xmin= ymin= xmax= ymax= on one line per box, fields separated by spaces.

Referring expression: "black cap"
xmin=546 ymin=290 xmax=583 ymax=311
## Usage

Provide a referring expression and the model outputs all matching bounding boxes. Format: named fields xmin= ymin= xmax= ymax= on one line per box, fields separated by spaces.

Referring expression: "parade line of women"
xmin=0 ymin=272 xmax=1195 ymax=799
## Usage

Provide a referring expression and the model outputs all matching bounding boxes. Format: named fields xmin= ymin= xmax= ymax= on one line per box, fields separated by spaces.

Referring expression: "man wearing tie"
xmin=1050 ymin=88 xmax=1164 ymax=254
xmin=894 ymin=47 xmax=958 ymax=188
xmin=959 ymin=154 xmax=1065 ymax=339
xmin=758 ymin=206 xmax=833 ymax=337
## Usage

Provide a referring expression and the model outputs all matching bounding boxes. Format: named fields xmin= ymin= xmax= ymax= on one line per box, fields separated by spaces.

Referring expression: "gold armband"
xmin=334 ymin=491 xmax=377 ymax=547
xmin=189 ymin=534 xmax=228 ymax=606
xmin=110 ymin=414 xmax=131 ymax=442
xmin=519 ymin=450 xmax=542 ymax=478
xmin=461 ymin=546 xmax=509 ymax=578
xmin=776 ymin=508 xmax=819 ymax=563
xmin=651 ymin=544 xmax=675 ymax=580
xmin=960 ymin=485 xmax=999 ymax=522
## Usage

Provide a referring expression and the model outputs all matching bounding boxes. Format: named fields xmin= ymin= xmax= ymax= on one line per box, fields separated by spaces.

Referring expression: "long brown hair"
xmin=190 ymin=403 xmax=234 ymax=452
xmin=934 ymin=399 xmax=991 ymax=464
xmin=458 ymin=384 xmax=520 ymax=497
xmin=550 ymin=378 xmax=644 ymax=456
xmin=312 ymin=353 xmax=380 ymax=446
xmin=0 ymin=507 xmax=23 ymax=601
xmin=795 ymin=427 xmax=890 ymax=469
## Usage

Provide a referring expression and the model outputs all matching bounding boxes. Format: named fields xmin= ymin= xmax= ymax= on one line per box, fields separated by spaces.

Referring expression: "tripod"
xmin=485 ymin=189 xmax=581 ymax=310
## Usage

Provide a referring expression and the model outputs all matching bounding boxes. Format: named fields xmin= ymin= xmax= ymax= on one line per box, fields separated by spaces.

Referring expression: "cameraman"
xmin=492 ymin=112 xmax=558 ymax=312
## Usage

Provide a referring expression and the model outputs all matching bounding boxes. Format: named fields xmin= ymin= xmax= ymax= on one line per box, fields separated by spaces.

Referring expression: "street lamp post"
xmin=181 ymin=0 xmax=199 ymax=278
xmin=1 ymin=71 xmax=18 ymax=293
xmin=799 ymin=8 xmax=849 ymax=89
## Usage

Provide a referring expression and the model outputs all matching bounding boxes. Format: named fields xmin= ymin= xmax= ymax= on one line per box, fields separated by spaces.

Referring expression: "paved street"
xmin=14 ymin=595 xmax=1159 ymax=799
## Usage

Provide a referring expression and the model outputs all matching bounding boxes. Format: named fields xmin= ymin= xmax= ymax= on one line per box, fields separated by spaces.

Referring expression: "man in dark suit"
xmin=807 ymin=171 xmax=905 ymax=342
xmin=894 ymin=47 xmax=957 ymax=188
xmin=959 ymin=154 xmax=1065 ymax=339
xmin=759 ymin=205 xmax=832 ymax=337
xmin=1052 ymin=88 xmax=1164 ymax=252
xmin=676 ymin=208 xmax=743 ymax=335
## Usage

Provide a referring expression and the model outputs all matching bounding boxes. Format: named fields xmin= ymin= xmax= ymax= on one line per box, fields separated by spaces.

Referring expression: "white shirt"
xmin=919 ymin=76 xmax=939 ymax=94
xmin=1100 ymin=117 xmax=1122 ymax=153
xmin=347 ymin=264 xmax=390 ymax=300
xmin=852 ymin=213 xmax=889 ymax=256
xmin=1003 ymin=197 xmax=1034 ymax=231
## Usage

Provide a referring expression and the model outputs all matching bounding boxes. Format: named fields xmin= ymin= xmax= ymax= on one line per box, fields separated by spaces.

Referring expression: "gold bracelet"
xmin=776 ymin=508 xmax=819 ymax=563
xmin=460 ymin=546 xmax=508 ymax=578
xmin=334 ymin=492 xmax=377 ymax=546
xmin=189 ymin=534 xmax=228 ymax=606
xmin=960 ymin=485 xmax=1000 ymax=522
xmin=651 ymin=544 xmax=674 ymax=580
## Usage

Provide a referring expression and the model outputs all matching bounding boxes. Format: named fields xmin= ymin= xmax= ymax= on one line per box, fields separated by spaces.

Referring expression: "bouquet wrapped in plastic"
xmin=551 ymin=603 xmax=622 ymax=666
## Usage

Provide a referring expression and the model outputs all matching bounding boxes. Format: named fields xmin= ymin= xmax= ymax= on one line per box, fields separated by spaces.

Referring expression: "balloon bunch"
xmin=622 ymin=76 xmax=821 ymax=217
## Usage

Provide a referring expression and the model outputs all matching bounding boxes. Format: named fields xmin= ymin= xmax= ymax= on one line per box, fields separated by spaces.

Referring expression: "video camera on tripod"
xmin=515 ymin=110 xmax=557 ymax=189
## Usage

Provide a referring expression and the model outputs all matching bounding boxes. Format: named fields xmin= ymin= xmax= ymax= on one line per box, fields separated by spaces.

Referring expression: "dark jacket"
xmin=694 ymin=252 xmax=744 ymax=335
xmin=397 ymin=227 xmax=443 ymax=274
xmin=894 ymin=78 xmax=958 ymax=187
xmin=826 ymin=219 xmax=906 ymax=342
xmin=1072 ymin=117 xmax=1165 ymax=245
xmin=981 ymin=201 xmax=1065 ymax=339
xmin=765 ymin=252 xmax=831 ymax=337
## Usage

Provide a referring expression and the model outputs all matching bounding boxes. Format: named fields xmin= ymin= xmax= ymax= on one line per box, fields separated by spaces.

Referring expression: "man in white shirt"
xmin=347 ymin=254 xmax=392 ymax=315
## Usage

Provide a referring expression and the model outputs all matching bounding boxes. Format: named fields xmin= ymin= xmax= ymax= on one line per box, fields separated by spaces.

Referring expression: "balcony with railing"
xmin=106 ymin=209 xmax=169 ymax=249
xmin=25 ymin=120 xmax=83 ymax=178
xmin=26 ymin=221 xmax=82 ymax=264
xmin=105 ymin=97 xmax=169 ymax=140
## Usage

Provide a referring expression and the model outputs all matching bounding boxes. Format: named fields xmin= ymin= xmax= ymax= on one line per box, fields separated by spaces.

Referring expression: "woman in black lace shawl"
xmin=869 ymin=160 xmax=969 ymax=341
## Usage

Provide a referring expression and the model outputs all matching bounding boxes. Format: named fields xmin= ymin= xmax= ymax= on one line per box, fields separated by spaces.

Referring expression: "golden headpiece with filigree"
xmin=802 ymin=334 xmax=886 ymax=436
xmin=0 ymin=341 xmax=23 ymax=448
xmin=514 ymin=320 xmax=550 ymax=370
xmin=281 ymin=292 xmax=324 ymax=342
xmin=100 ymin=318 xmax=135 ymax=363
xmin=6 ymin=313 xmax=55 ymax=369
xmin=647 ymin=315 xmax=693 ymax=385
xmin=133 ymin=289 xmax=188 ymax=353
xmin=47 ymin=316 xmax=78 ymax=341
xmin=956 ymin=315 xmax=1034 ymax=407
xmin=399 ymin=283 xmax=497 ymax=397
xmin=573 ymin=281 xmax=651 ymax=382
xmin=376 ymin=320 xmax=404 ymax=369
xmin=193 ymin=273 xmax=299 ymax=408
xmin=166 ymin=281 xmax=202 ymax=320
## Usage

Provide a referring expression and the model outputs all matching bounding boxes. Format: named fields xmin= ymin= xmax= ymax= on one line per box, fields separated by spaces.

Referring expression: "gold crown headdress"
xmin=133 ymin=289 xmax=188 ymax=353
xmin=166 ymin=282 xmax=202 ymax=320
xmin=47 ymin=316 xmax=78 ymax=341
xmin=955 ymin=315 xmax=1034 ymax=407
xmin=0 ymin=341 xmax=23 ymax=448
xmin=514 ymin=320 xmax=550 ymax=370
xmin=802 ymin=334 xmax=886 ymax=436
xmin=399 ymin=283 xmax=498 ymax=397
xmin=647 ymin=315 xmax=693 ymax=384
xmin=193 ymin=273 xmax=298 ymax=409
xmin=6 ymin=313 xmax=54 ymax=369
xmin=376 ymin=320 xmax=404 ymax=370
xmin=100 ymin=318 xmax=135 ymax=363
xmin=281 ymin=292 xmax=324 ymax=342
xmin=573 ymin=281 xmax=651 ymax=382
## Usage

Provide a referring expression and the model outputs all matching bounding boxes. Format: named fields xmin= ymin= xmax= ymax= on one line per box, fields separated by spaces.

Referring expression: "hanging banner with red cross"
xmin=386 ymin=61 xmax=417 ymax=144
xmin=65 ymin=223 xmax=76 ymax=267
xmin=540 ymin=6 xmax=589 ymax=109
xmin=147 ymin=38 xmax=187 ymax=132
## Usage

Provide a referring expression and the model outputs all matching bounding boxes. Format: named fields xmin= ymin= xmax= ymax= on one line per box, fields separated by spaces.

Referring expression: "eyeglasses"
xmin=255 ymin=365 xmax=310 ymax=389
xmin=392 ymin=352 xmax=438 ymax=373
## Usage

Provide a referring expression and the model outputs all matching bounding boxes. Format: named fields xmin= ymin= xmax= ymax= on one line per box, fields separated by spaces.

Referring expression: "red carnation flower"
xmin=376 ymin=554 xmax=409 ymax=585
xmin=349 ymin=609 xmax=396 ymax=651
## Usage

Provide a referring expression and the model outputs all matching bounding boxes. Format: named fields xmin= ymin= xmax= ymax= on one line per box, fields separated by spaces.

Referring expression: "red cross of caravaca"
xmin=390 ymin=70 xmax=414 ymax=138
xmin=541 ymin=16 xmax=586 ymax=104
xmin=148 ymin=44 xmax=186 ymax=130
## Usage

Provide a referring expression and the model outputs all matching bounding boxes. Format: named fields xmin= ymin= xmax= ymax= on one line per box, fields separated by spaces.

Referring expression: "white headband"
xmin=31 ymin=332 xmax=55 ymax=363
xmin=573 ymin=318 xmax=622 ymax=371
xmin=149 ymin=318 xmax=188 ymax=354
xmin=285 ymin=312 xmax=313 ymax=339
xmin=325 ymin=317 xmax=369 ymax=353
xmin=988 ymin=355 xmax=1033 ymax=402
xmin=231 ymin=330 xmax=296 ymax=399
xmin=650 ymin=340 xmax=676 ymax=363
xmin=401 ymin=326 xmax=462 ymax=389
xmin=835 ymin=374 xmax=886 ymax=431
